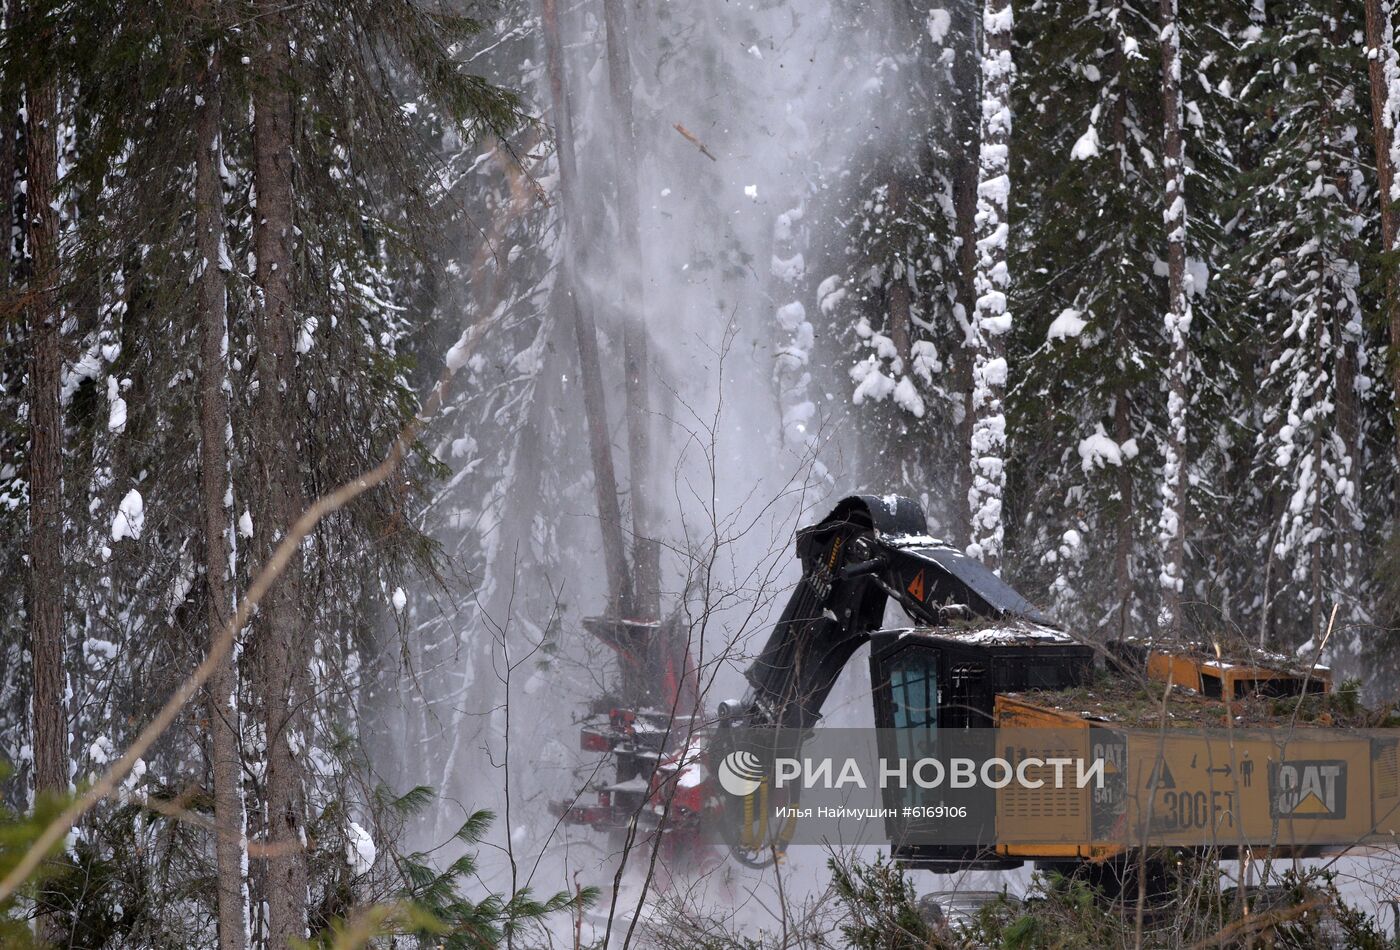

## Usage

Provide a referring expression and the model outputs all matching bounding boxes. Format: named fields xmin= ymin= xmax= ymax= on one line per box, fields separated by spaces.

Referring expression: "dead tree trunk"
xmin=25 ymin=40 xmax=66 ymax=803
xmin=250 ymin=3 xmax=309 ymax=944
xmin=1156 ymin=0 xmax=1191 ymax=637
xmin=193 ymin=8 xmax=250 ymax=946
xmin=541 ymin=0 xmax=632 ymax=616
xmin=1364 ymin=0 xmax=1400 ymax=475
xmin=601 ymin=0 xmax=660 ymax=620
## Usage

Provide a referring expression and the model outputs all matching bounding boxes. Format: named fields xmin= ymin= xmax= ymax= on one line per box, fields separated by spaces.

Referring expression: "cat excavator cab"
xmin=712 ymin=494 xmax=1093 ymax=868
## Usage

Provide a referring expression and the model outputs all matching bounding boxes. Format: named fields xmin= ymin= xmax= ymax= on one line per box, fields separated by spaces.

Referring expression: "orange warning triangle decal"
xmin=907 ymin=570 xmax=926 ymax=601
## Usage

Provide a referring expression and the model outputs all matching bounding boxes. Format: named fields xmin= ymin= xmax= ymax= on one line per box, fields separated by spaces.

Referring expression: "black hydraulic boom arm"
xmin=725 ymin=495 xmax=1051 ymax=732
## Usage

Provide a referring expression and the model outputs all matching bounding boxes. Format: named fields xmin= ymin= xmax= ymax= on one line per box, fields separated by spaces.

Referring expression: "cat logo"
xmin=1091 ymin=740 xmax=1124 ymax=775
xmin=1270 ymin=760 xmax=1346 ymax=820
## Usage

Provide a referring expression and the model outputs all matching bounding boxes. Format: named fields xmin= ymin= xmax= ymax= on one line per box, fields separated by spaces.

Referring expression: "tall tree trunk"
xmin=950 ymin=13 xmax=978 ymax=551
xmin=250 ymin=4 xmax=308 ymax=944
xmin=1364 ymin=0 xmax=1400 ymax=475
xmin=770 ymin=199 xmax=813 ymax=453
xmin=1111 ymin=0 xmax=1134 ymax=639
xmin=967 ymin=0 xmax=1013 ymax=573
xmin=541 ymin=0 xmax=632 ymax=616
xmin=1156 ymin=0 xmax=1190 ymax=637
xmin=23 ymin=27 xmax=65 ymax=943
xmin=888 ymin=175 xmax=912 ymax=368
xmin=0 ymin=19 xmax=16 ymax=294
xmin=1331 ymin=1 xmax=1361 ymax=630
xmin=25 ymin=44 xmax=65 ymax=804
xmin=1334 ymin=324 xmax=1359 ymax=619
xmin=194 ymin=10 xmax=250 ymax=946
xmin=601 ymin=0 xmax=660 ymax=620
xmin=431 ymin=150 xmax=545 ymax=825
xmin=1309 ymin=315 xmax=1325 ymax=646
xmin=1113 ymin=392 xmax=1135 ymax=637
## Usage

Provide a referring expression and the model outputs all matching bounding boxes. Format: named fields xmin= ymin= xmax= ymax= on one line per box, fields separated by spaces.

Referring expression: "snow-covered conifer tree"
xmin=1012 ymin=0 xmax=1165 ymax=631
xmin=1240 ymin=3 xmax=1377 ymax=655
xmin=822 ymin=0 xmax=968 ymax=529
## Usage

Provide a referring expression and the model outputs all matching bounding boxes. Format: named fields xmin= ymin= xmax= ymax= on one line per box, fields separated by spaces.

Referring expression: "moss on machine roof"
xmin=1003 ymin=670 xmax=1393 ymax=729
